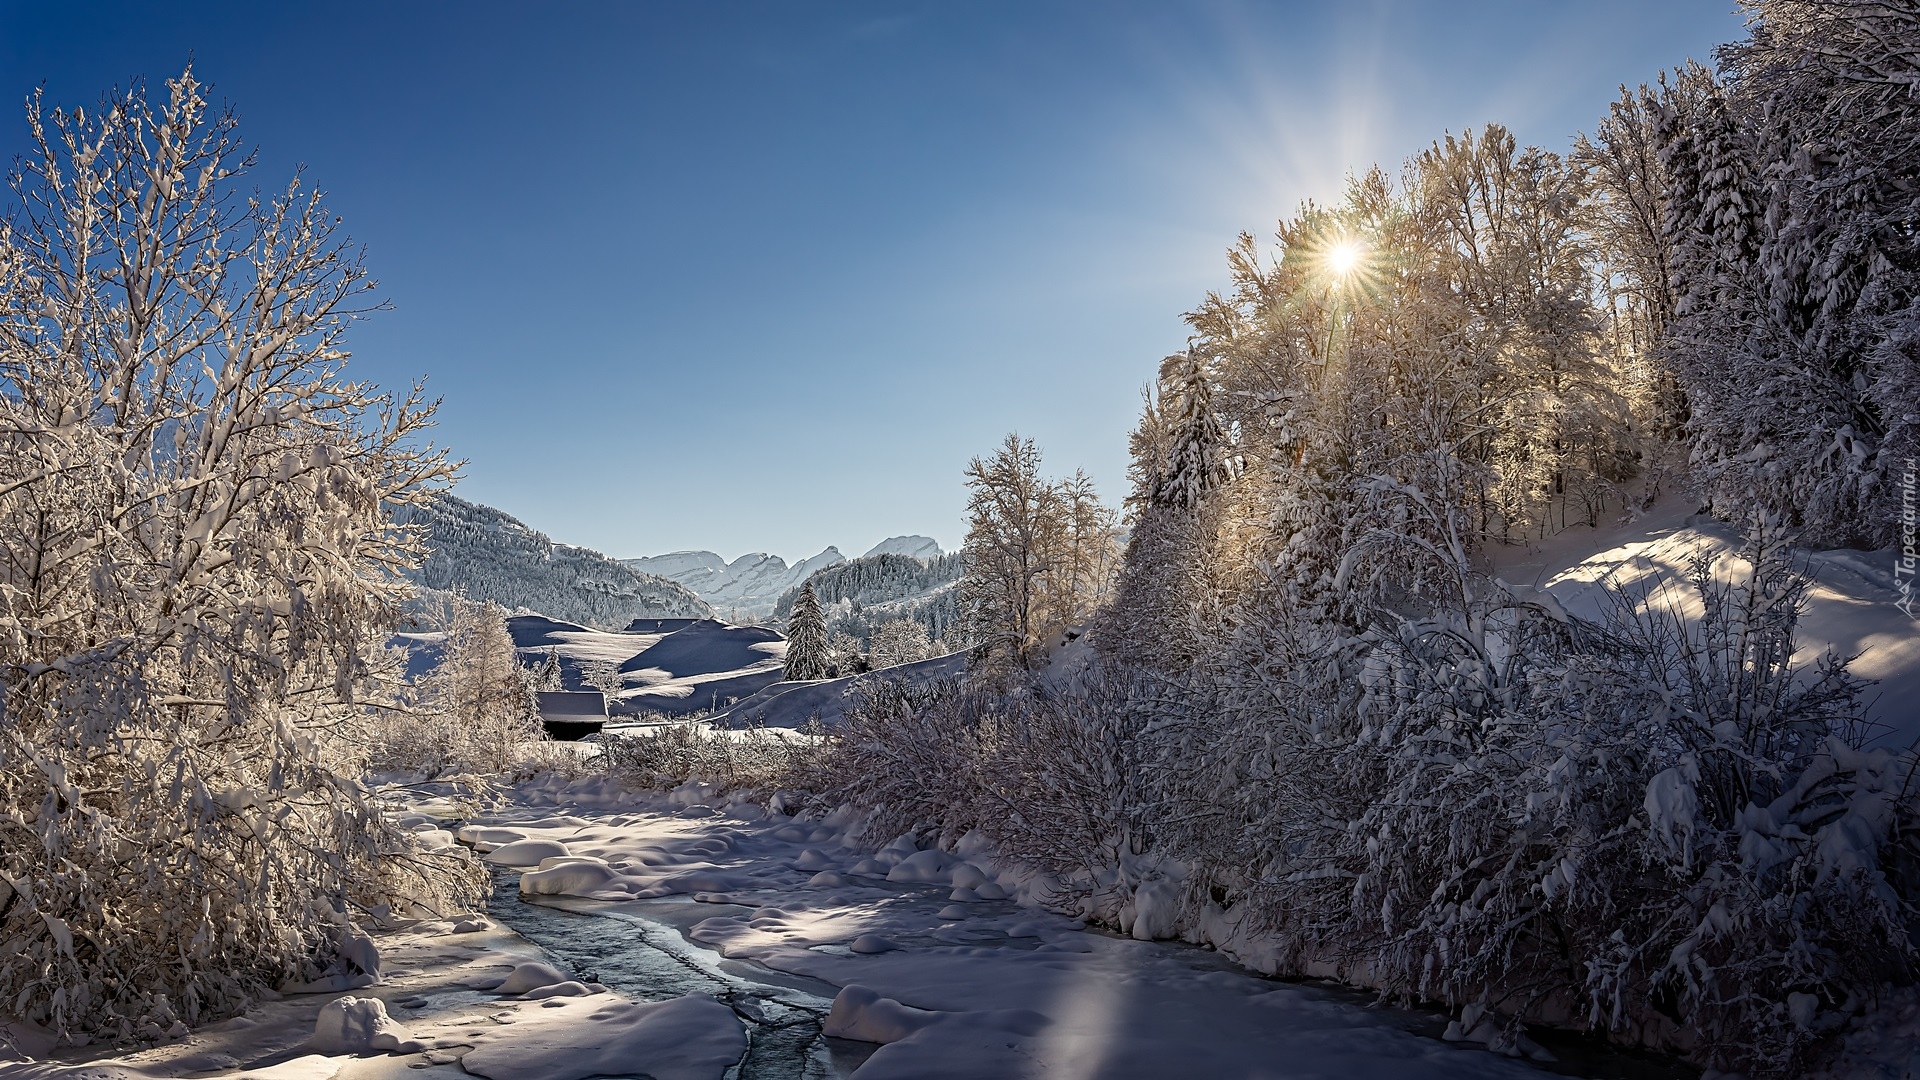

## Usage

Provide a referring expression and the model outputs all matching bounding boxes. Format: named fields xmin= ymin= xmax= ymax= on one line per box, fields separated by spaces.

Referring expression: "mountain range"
xmin=625 ymin=535 xmax=944 ymax=621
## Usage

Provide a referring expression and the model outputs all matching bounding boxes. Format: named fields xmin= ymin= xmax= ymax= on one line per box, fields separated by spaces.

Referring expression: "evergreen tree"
xmin=783 ymin=582 xmax=832 ymax=680
xmin=1098 ymin=350 xmax=1231 ymax=672
xmin=1654 ymin=25 xmax=1917 ymax=546
xmin=527 ymin=647 xmax=564 ymax=691
xmin=1152 ymin=348 xmax=1235 ymax=510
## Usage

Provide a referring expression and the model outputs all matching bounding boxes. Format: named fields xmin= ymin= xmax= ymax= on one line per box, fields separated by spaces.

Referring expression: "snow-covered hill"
xmin=401 ymin=494 xmax=711 ymax=630
xmin=508 ymin=615 xmax=787 ymax=716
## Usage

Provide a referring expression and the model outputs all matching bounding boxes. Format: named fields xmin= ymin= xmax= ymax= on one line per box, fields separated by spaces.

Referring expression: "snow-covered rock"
xmin=485 ymin=838 xmax=571 ymax=866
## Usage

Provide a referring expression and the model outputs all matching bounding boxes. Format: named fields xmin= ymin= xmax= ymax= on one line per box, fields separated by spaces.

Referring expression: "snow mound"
xmin=496 ymin=962 xmax=575 ymax=995
xmin=484 ymin=838 xmax=571 ymax=866
xmin=823 ymin=983 xmax=941 ymax=1042
xmin=458 ymin=993 xmax=745 ymax=1080
xmin=519 ymin=858 xmax=635 ymax=900
xmin=619 ymin=620 xmax=785 ymax=680
xmin=508 ymin=614 xmax=789 ymax=717
xmin=311 ymin=996 xmax=425 ymax=1055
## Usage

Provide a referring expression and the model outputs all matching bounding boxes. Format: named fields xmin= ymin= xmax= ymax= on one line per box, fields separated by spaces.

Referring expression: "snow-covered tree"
xmin=380 ymin=599 xmax=543 ymax=775
xmin=1576 ymin=85 xmax=1690 ymax=450
xmin=783 ymin=582 xmax=831 ymax=680
xmin=868 ymin=618 xmax=932 ymax=669
xmin=1151 ymin=348 xmax=1235 ymax=510
xmin=1099 ymin=349 xmax=1233 ymax=672
xmin=961 ymin=434 xmax=1117 ymax=671
xmin=580 ymin=657 xmax=626 ymax=700
xmin=0 ymin=68 xmax=480 ymax=1041
xmin=827 ymin=630 xmax=869 ymax=677
xmin=1653 ymin=7 xmax=1920 ymax=546
xmin=527 ymin=647 xmax=564 ymax=691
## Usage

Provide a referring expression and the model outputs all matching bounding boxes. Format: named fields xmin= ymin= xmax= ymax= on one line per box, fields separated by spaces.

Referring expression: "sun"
xmin=1325 ymin=239 xmax=1362 ymax=278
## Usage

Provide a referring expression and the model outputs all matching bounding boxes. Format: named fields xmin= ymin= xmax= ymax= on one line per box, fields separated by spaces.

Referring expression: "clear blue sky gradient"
xmin=0 ymin=1 xmax=1744 ymax=561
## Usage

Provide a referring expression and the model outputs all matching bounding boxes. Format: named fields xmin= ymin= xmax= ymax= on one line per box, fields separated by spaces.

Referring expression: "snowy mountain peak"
xmin=863 ymin=535 xmax=942 ymax=560
xmin=624 ymin=545 xmax=847 ymax=620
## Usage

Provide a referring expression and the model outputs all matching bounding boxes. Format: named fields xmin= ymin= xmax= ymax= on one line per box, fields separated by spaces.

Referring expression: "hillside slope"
xmin=403 ymin=493 xmax=711 ymax=630
xmin=507 ymin=615 xmax=787 ymax=716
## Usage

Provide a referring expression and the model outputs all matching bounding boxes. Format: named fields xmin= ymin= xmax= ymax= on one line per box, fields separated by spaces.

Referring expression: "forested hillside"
xmin=403 ymin=493 xmax=711 ymax=628
xmin=774 ymin=551 xmax=964 ymax=647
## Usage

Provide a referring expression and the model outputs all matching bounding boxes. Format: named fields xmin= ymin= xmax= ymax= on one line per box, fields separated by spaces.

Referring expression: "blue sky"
xmin=0 ymin=2 xmax=1744 ymax=561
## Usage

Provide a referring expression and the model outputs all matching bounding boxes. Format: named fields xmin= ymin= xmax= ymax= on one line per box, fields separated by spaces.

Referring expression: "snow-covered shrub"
xmin=0 ymin=70 xmax=483 ymax=1042
xmin=596 ymin=722 xmax=814 ymax=795
xmin=808 ymin=667 xmax=1151 ymax=902
xmin=1152 ymin=519 xmax=1899 ymax=1077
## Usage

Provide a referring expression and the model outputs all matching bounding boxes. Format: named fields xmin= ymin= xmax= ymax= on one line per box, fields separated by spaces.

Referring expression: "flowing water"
xmin=486 ymin=866 xmax=876 ymax=1079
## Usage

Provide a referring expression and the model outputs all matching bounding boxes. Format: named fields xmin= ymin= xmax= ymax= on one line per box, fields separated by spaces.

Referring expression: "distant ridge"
xmin=863 ymin=535 xmax=942 ymax=560
xmin=402 ymin=493 xmax=711 ymax=629
xmin=624 ymin=547 xmax=845 ymax=621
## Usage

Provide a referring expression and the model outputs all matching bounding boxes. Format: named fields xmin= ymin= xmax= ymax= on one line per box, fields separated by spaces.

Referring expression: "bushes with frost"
xmin=0 ymin=70 xmax=482 ymax=1043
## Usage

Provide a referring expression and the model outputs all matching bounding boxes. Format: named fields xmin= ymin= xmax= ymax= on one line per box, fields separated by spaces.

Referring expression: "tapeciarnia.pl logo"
xmin=1898 ymin=457 xmax=1918 ymax=619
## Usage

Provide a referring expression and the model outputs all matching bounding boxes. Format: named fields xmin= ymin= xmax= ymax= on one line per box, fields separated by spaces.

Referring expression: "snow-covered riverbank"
xmin=5 ymin=776 xmax=1694 ymax=1080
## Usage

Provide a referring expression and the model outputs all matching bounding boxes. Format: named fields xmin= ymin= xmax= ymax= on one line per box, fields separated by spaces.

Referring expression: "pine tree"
xmin=528 ymin=647 xmax=564 ymax=691
xmin=1152 ymin=348 xmax=1234 ymax=510
xmin=1099 ymin=350 xmax=1230 ymax=672
xmin=783 ymin=582 xmax=832 ymax=680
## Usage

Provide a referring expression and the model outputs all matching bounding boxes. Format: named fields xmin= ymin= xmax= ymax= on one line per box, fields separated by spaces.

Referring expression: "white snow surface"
xmin=64 ymin=770 xmax=1920 ymax=1077
xmin=508 ymin=615 xmax=789 ymax=717
xmin=693 ymin=651 xmax=968 ymax=730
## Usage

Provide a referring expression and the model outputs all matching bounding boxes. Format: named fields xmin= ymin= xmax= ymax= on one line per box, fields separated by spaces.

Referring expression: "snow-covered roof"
xmin=536 ymin=690 xmax=607 ymax=719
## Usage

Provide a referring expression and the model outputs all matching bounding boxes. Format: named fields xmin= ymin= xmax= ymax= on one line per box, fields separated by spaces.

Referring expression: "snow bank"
xmin=708 ymin=651 xmax=966 ymax=729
